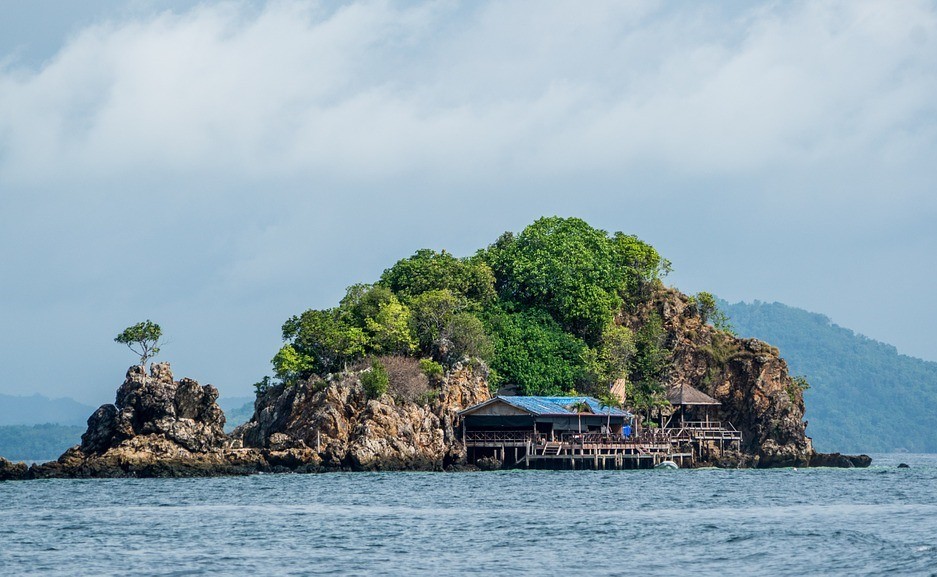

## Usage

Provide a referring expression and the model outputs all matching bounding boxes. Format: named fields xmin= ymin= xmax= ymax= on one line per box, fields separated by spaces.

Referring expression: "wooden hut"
xmin=665 ymin=383 xmax=721 ymax=427
xmin=461 ymin=396 xmax=632 ymax=440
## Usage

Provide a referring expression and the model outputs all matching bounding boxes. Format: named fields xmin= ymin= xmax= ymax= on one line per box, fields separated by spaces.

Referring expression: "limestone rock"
xmin=624 ymin=288 xmax=820 ymax=468
xmin=809 ymin=452 xmax=872 ymax=468
xmin=234 ymin=360 xmax=491 ymax=471
xmin=29 ymin=363 xmax=256 ymax=478
xmin=0 ymin=456 xmax=28 ymax=481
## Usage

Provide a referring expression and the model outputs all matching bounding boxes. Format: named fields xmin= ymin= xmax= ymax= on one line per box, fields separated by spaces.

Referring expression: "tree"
xmin=361 ymin=360 xmax=389 ymax=398
xmin=628 ymin=313 xmax=670 ymax=426
xmin=363 ymin=298 xmax=417 ymax=355
xmin=379 ymin=249 xmax=496 ymax=304
xmin=598 ymin=391 xmax=625 ymax=434
xmin=485 ymin=217 xmax=623 ymax=341
xmin=566 ymin=400 xmax=592 ymax=434
xmin=484 ymin=307 xmax=589 ymax=395
xmin=114 ymin=320 xmax=163 ymax=366
xmin=694 ymin=291 xmax=734 ymax=333
xmin=281 ymin=309 xmax=367 ymax=378
xmin=611 ymin=232 xmax=671 ymax=298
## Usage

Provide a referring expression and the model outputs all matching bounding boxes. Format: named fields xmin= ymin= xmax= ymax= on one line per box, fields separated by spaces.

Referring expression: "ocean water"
xmin=2 ymin=453 xmax=936 ymax=576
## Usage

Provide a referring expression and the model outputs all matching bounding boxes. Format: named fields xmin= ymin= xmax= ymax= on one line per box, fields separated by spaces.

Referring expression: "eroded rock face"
xmin=624 ymin=288 xmax=826 ymax=468
xmin=234 ymin=361 xmax=491 ymax=471
xmin=0 ymin=456 xmax=28 ymax=481
xmin=80 ymin=363 xmax=227 ymax=454
xmin=23 ymin=363 xmax=256 ymax=479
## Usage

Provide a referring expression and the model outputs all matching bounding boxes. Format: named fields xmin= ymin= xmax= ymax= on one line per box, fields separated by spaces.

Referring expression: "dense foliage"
xmin=265 ymin=217 xmax=671 ymax=401
xmin=724 ymin=300 xmax=937 ymax=453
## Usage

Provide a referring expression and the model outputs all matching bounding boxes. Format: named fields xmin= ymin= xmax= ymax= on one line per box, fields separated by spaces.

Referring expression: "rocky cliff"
xmin=623 ymin=287 xmax=865 ymax=467
xmin=0 ymin=295 xmax=867 ymax=480
xmin=21 ymin=363 xmax=264 ymax=478
xmin=233 ymin=360 xmax=490 ymax=471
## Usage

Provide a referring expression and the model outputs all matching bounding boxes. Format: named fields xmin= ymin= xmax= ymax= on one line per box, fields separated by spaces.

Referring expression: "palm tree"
xmin=567 ymin=400 xmax=592 ymax=435
xmin=598 ymin=392 xmax=623 ymax=437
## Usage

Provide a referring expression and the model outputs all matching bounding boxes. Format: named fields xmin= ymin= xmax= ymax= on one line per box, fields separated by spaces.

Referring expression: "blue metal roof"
xmin=496 ymin=396 xmax=631 ymax=417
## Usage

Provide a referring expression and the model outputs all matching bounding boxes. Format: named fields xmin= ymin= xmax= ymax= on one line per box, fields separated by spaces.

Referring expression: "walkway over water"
xmin=464 ymin=423 xmax=741 ymax=469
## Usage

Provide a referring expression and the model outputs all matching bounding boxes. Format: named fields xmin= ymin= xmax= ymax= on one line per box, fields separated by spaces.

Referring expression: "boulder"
xmin=0 ymin=456 xmax=28 ymax=481
xmin=29 ymin=363 xmax=257 ymax=478
xmin=809 ymin=452 xmax=872 ymax=468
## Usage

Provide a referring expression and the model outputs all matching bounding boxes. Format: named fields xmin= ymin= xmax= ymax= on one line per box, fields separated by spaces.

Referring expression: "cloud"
xmin=2 ymin=0 xmax=937 ymax=400
xmin=1 ymin=0 xmax=934 ymax=188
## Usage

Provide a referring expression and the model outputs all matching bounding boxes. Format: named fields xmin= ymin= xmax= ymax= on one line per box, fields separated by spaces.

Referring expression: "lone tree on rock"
xmin=115 ymin=320 xmax=163 ymax=366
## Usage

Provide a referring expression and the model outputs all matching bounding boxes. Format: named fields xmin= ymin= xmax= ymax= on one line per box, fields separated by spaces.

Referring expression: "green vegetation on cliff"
xmin=265 ymin=217 xmax=671 ymax=402
xmin=723 ymin=300 xmax=937 ymax=453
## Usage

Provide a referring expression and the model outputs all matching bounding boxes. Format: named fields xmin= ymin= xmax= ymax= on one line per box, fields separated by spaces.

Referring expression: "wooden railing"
xmin=465 ymin=431 xmax=533 ymax=443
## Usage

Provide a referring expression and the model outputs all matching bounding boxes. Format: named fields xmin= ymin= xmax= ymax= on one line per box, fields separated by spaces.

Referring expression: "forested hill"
xmin=723 ymin=300 xmax=937 ymax=453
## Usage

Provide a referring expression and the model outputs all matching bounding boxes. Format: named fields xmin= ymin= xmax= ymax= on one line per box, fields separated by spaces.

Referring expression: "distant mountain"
xmin=217 ymin=396 xmax=254 ymax=415
xmin=0 ymin=393 xmax=95 ymax=426
xmin=223 ymin=400 xmax=255 ymax=433
xmin=723 ymin=300 xmax=937 ymax=453
xmin=0 ymin=424 xmax=84 ymax=461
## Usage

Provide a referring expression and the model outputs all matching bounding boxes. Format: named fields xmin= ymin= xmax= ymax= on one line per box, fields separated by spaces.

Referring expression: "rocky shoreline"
xmin=1 ymin=354 xmax=870 ymax=480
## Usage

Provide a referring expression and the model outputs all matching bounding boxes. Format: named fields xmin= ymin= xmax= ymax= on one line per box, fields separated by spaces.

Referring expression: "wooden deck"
xmin=464 ymin=424 xmax=741 ymax=469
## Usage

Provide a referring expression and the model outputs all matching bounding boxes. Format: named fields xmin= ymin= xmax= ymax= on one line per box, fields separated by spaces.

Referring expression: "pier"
xmin=460 ymin=394 xmax=742 ymax=470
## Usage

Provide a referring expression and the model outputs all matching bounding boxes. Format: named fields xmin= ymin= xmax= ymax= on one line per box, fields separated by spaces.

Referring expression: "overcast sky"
xmin=1 ymin=0 xmax=935 ymax=404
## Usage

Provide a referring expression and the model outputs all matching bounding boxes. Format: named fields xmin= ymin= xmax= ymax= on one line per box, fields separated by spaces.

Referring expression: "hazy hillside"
xmin=723 ymin=300 xmax=937 ymax=453
xmin=219 ymin=397 xmax=255 ymax=432
xmin=0 ymin=424 xmax=85 ymax=461
xmin=0 ymin=393 xmax=95 ymax=426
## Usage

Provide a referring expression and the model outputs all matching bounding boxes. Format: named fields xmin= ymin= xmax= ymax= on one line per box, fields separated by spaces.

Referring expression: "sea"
xmin=1 ymin=453 xmax=935 ymax=576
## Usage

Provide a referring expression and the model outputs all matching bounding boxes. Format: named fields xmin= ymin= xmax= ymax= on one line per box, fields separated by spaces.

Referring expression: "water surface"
xmin=2 ymin=453 xmax=935 ymax=576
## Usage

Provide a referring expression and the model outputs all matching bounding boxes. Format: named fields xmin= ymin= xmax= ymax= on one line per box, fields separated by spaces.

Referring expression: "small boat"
xmin=654 ymin=460 xmax=679 ymax=470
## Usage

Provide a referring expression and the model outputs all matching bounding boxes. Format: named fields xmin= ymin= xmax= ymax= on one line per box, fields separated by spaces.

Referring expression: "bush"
xmin=419 ymin=358 xmax=445 ymax=380
xmin=361 ymin=361 xmax=389 ymax=398
xmin=377 ymin=355 xmax=430 ymax=402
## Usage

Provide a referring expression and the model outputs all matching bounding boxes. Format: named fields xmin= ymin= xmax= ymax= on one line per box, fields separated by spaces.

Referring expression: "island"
xmin=1 ymin=217 xmax=869 ymax=480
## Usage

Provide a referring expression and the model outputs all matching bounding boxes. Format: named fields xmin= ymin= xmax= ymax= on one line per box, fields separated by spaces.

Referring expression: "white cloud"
xmin=1 ymin=0 xmax=934 ymax=189
xmin=2 ymin=0 xmax=937 ymax=399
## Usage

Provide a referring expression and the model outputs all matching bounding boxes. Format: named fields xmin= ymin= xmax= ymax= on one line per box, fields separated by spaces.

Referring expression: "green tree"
xmin=694 ymin=291 xmax=734 ymax=333
xmin=484 ymin=217 xmax=666 ymax=342
xmin=486 ymin=217 xmax=623 ymax=340
xmin=361 ymin=360 xmax=389 ymax=398
xmin=577 ymin=324 xmax=636 ymax=396
xmin=409 ymin=289 xmax=491 ymax=364
xmin=379 ymin=249 xmax=496 ymax=304
xmin=363 ymin=298 xmax=416 ymax=355
xmin=628 ymin=313 xmax=670 ymax=423
xmin=610 ymin=232 xmax=671 ymax=299
xmin=114 ymin=320 xmax=163 ymax=366
xmin=281 ymin=309 xmax=367 ymax=378
xmin=598 ymin=391 xmax=625 ymax=433
xmin=485 ymin=307 xmax=589 ymax=395
xmin=271 ymin=344 xmax=315 ymax=384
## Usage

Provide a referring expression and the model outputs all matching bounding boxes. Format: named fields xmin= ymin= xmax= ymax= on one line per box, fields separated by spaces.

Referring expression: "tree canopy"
xmin=263 ymin=216 xmax=681 ymax=399
xmin=114 ymin=320 xmax=163 ymax=366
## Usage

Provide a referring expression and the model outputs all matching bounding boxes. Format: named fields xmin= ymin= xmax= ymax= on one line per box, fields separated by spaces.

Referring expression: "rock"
xmin=28 ymin=363 xmax=263 ymax=479
xmin=0 ymin=456 xmax=29 ymax=481
xmin=809 ymin=452 xmax=872 ymax=468
xmin=476 ymin=456 xmax=502 ymax=471
xmin=898 ymin=463 xmax=910 ymax=468
xmin=623 ymin=288 xmax=815 ymax=468
xmin=234 ymin=360 xmax=491 ymax=471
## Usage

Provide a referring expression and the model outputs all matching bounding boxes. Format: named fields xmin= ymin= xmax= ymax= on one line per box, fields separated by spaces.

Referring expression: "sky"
xmin=1 ymin=0 xmax=936 ymax=405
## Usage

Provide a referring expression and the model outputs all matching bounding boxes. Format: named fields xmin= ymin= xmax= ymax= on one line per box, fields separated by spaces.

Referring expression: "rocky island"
xmin=1 ymin=217 xmax=870 ymax=480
